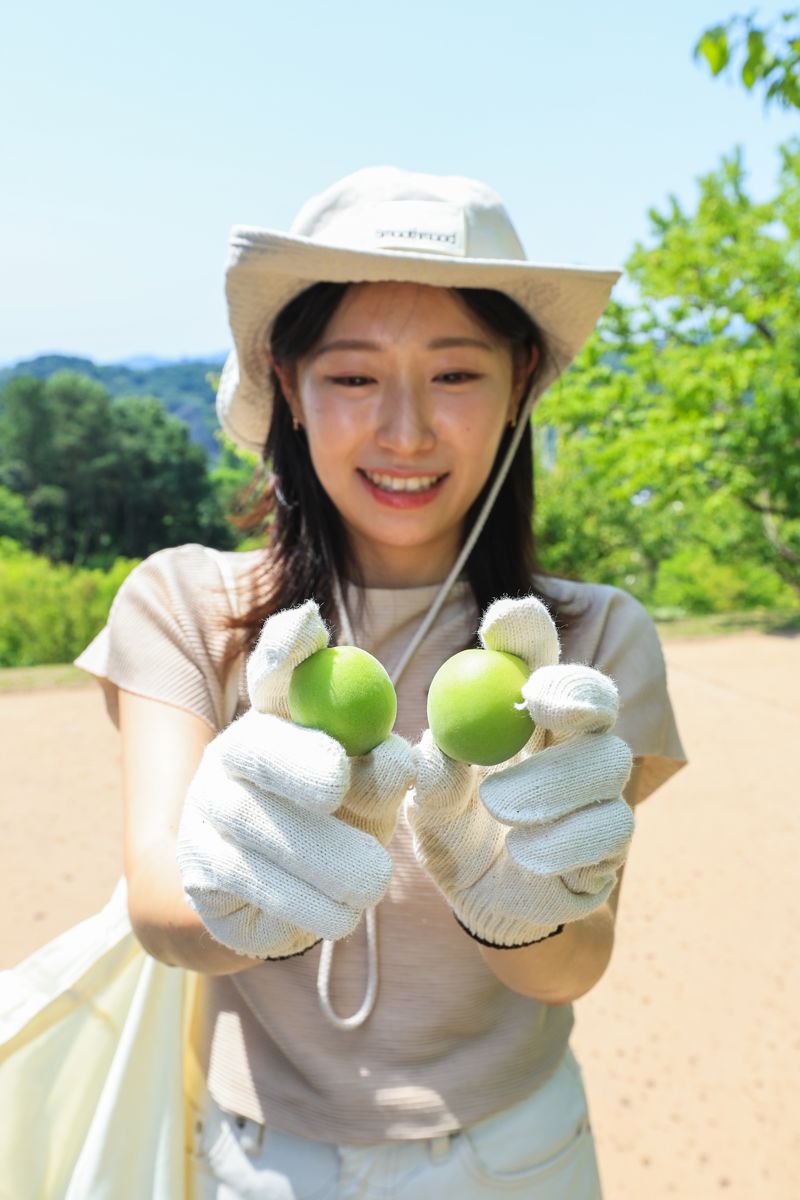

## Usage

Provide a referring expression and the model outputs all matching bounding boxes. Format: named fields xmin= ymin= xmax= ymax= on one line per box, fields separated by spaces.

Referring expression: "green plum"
xmin=288 ymin=646 xmax=397 ymax=757
xmin=427 ymin=648 xmax=534 ymax=766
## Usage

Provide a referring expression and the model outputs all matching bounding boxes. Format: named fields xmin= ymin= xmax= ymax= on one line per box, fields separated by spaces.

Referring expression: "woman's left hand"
xmin=406 ymin=597 xmax=635 ymax=948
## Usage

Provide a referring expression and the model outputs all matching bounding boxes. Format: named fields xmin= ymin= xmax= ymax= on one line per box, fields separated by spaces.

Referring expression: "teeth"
xmin=363 ymin=470 xmax=441 ymax=493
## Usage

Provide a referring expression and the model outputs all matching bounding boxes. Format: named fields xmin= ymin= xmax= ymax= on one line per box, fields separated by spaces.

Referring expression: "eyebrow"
xmin=311 ymin=335 xmax=494 ymax=359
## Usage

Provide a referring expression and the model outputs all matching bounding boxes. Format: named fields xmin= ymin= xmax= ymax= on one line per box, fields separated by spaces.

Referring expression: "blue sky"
xmin=1 ymin=1 xmax=796 ymax=363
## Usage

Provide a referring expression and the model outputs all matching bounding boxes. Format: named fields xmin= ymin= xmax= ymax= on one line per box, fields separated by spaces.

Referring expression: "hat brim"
xmin=217 ymin=227 xmax=621 ymax=453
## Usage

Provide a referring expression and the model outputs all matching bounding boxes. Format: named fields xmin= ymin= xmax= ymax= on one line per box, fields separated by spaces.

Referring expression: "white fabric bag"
xmin=0 ymin=879 xmax=204 ymax=1199
xmin=0 ymin=549 xmax=240 ymax=1198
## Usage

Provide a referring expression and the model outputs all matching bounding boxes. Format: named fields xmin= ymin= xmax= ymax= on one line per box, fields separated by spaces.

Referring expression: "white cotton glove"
xmin=406 ymin=597 xmax=634 ymax=948
xmin=176 ymin=601 xmax=414 ymax=960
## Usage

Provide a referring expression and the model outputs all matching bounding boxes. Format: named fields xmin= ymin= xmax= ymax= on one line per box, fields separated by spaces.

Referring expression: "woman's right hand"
xmin=176 ymin=601 xmax=414 ymax=960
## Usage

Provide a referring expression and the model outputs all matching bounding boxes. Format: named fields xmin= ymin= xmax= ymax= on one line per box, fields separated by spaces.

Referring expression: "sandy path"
xmin=572 ymin=633 xmax=799 ymax=1198
xmin=1 ymin=686 xmax=124 ymax=961
xmin=2 ymin=632 xmax=798 ymax=1198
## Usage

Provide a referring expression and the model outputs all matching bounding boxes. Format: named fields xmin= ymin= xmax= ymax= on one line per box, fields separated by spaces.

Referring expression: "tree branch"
xmin=742 ymin=496 xmax=793 ymax=518
xmin=746 ymin=501 xmax=800 ymax=568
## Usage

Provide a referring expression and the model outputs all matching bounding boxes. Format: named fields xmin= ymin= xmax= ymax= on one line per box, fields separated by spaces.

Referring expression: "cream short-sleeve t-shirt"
xmin=76 ymin=543 xmax=686 ymax=1143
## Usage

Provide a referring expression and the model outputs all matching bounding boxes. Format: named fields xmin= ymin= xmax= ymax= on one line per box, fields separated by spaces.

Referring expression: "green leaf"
xmin=696 ymin=29 xmax=730 ymax=75
xmin=746 ymin=28 xmax=767 ymax=64
xmin=697 ymin=11 xmax=800 ymax=110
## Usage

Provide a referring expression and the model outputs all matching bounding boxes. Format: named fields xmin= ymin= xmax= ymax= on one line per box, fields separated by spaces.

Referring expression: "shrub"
xmin=0 ymin=541 xmax=137 ymax=667
xmin=650 ymin=546 xmax=796 ymax=614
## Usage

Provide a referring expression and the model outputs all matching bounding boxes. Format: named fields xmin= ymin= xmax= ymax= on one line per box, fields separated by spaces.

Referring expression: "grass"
xmin=0 ymin=663 xmax=91 ymax=693
xmin=655 ymin=606 xmax=800 ymax=639
xmin=0 ymin=608 xmax=797 ymax=692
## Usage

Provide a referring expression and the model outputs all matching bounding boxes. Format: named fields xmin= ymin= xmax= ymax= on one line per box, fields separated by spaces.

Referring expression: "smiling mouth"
xmin=359 ymin=469 xmax=447 ymax=494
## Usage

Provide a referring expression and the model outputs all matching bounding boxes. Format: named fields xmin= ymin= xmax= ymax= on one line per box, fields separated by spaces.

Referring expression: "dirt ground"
xmin=1 ymin=631 xmax=798 ymax=1198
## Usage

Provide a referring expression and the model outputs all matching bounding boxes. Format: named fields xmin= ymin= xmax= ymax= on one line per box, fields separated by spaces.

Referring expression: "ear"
xmin=269 ymin=353 xmax=303 ymax=425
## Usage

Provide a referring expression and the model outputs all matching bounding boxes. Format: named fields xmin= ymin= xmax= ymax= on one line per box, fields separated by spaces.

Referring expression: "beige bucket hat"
xmin=218 ymin=166 xmax=621 ymax=453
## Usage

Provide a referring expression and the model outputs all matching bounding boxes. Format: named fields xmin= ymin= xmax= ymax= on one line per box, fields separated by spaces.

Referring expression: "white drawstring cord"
xmin=316 ymin=396 xmax=538 ymax=1030
xmin=317 ymin=577 xmax=382 ymax=1031
xmin=386 ymin=392 xmax=536 ymax=685
xmin=317 ymin=905 xmax=379 ymax=1030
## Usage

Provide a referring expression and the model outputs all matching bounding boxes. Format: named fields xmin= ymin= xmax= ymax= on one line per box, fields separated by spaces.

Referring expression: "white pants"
xmin=190 ymin=1048 xmax=602 ymax=1199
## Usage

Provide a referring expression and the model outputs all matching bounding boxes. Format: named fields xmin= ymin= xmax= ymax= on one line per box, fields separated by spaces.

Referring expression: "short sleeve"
xmin=74 ymin=543 xmax=247 ymax=732
xmin=553 ymin=580 xmax=687 ymax=804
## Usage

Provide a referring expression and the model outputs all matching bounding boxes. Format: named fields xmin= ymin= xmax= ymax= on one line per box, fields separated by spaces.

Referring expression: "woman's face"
xmin=276 ymin=282 xmax=532 ymax=587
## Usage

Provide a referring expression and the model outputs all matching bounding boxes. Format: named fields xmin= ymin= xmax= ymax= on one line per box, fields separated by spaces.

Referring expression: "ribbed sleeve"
xmin=74 ymin=543 xmax=252 ymax=732
xmin=546 ymin=577 xmax=687 ymax=802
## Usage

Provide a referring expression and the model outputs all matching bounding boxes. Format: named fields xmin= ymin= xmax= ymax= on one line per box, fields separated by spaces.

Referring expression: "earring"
xmin=509 ymin=412 xmax=518 ymax=429
xmin=292 ymin=417 xmax=302 ymax=432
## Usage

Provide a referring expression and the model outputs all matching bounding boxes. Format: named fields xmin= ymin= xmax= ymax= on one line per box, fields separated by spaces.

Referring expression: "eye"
xmin=435 ymin=371 xmax=481 ymax=384
xmin=328 ymin=374 xmax=374 ymax=388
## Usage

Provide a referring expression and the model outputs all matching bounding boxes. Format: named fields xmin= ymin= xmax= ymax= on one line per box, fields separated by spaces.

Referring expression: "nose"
xmin=375 ymin=373 xmax=436 ymax=455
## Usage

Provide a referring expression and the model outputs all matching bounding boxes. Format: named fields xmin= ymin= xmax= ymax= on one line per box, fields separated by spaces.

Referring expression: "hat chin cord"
xmin=316 ymin=390 xmax=538 ymax=1030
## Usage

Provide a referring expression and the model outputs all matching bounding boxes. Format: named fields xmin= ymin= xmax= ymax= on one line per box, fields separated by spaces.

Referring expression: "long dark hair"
xmin=226 ymin=282 xmax=567 ymax=653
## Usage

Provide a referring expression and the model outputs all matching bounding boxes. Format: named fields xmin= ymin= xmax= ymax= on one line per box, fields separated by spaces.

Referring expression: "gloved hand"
xmin=177 ymin=601 xmax=414 ymax=960
xmin=407 ymin=597 xmax=634 ymax=948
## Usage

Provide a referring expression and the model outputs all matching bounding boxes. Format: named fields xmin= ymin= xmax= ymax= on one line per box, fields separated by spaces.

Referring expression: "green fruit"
xmin=288 ymin=646 xmax=397 ymax=757
xmin=427 ymin=648 xmax=534 ymax=766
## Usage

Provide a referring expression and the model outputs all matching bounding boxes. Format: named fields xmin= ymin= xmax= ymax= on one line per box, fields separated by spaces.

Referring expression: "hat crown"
xmin=289 ymin=166 xmax=526 ymax=263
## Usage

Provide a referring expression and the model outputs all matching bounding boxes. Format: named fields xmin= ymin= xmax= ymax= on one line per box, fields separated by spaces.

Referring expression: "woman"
xmin=77 ymin=166 xmax=685 ymax=1197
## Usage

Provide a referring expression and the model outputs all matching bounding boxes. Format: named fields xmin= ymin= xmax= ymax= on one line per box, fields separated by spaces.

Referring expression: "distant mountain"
xmin=0 ymin=353 xmax=229 ymax=458
xmin=114 ymin=352 xmax=230 ymax=370
xmin=115 ymin=355 xmax=173 ymax=370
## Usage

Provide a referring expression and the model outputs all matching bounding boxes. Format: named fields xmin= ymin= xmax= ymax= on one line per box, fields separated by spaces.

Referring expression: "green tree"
xmin=205 ymin=365 xmax=269 ymax=548
xmin=536 ymin=144 xmax=800 ymax=607
xmin=0 ymin=372 xmax=119 ymax=560
xmin=695 ymin=9 xmax=800 ymax=109
xmin=0 ymin=371 xmax=236 ymax=564
xmin=107 ymin=394 xmax=235 ymax=559
xmin=0 ymin=486 xmax=34 ymax=543
xmin=208 ymin=430 xmax=264 ymax=546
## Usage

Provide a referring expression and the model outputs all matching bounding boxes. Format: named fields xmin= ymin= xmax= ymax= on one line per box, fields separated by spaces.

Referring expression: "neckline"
xmin=343 ymin=577 xmax=471 ymax=600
